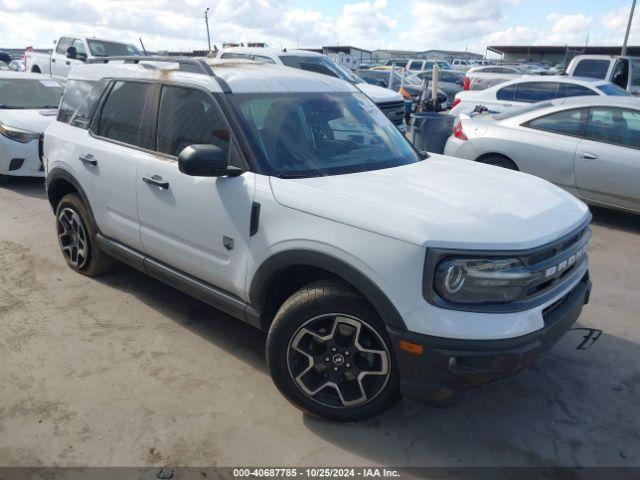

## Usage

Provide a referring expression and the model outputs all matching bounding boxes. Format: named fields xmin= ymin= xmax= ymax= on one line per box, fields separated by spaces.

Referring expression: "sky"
xmin=0 ymin=0 xmax=638 ymax=57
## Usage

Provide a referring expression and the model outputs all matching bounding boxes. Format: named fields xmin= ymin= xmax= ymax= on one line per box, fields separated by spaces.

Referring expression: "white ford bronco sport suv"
xmin=44 ymin=56 xmax=592 ymax=421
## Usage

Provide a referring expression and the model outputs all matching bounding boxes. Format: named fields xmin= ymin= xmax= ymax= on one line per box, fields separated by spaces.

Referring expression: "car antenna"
xmin=139 ymin=37 xmax=147 ymax=55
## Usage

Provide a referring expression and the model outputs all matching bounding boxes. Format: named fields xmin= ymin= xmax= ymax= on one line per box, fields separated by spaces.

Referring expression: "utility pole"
xmin=204 ymin=8 xmax=212 ymax=53
xmin=622 ymin=0 xmax=637 ymax=56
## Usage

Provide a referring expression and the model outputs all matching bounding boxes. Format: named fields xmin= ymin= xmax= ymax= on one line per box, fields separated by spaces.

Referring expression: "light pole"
xmin=622 ymin=0 xmax=637 ymax=56
xmin=204 ymin=8 xmax=212 ymax=53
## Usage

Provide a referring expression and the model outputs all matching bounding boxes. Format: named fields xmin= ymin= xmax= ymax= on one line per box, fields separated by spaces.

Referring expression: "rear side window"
xmin=252 ymin=55 xmax=276 ymax=64
xmin=156 ymin=85 xmax=231 ymax=157
xmin=558 ymin=83 xmax=598 ymax=98
xmin=514 ymin=82 xmax=559 ymax=103
xmin=221 ymin=52 xmax=250 ymax=60
xmin=96 ymin=81 xmax=151 ymax=147
xmin=573 ymin=60 xmax=610 ymax=79
xmin=408 ymin=61 xmax=422 ymax=71
xmin=586 ymin=107 xmax=640 ymax=149
xmin=58 ymin=80 xmax=105 ymax=129
xmin=496 ymin=84 xmax=517 ymax=101
xmin=597 ymin=83 xmax=631 ymax=96
xmin=527 ymin=108 xmax=588 ymax=137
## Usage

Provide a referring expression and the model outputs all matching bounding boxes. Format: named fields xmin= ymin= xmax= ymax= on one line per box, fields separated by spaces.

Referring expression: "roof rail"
xmin=85 ymin=56 xmax=232 ymax=93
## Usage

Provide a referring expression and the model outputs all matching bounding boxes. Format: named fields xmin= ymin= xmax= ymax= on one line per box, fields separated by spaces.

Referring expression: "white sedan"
xmin=0 ymin=72 xmax=63 ymax=183
xmin=449 ymin=75 xmax=630 ymax=117
xmin=444 ymin=96 xmax=640 ymax=214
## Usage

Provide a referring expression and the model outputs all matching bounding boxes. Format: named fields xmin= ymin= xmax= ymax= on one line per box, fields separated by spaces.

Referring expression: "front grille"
xmin=520 ymin=225 xmax=590 ymax=302
xmin=377 ymin=100 xmax=405 ymax=126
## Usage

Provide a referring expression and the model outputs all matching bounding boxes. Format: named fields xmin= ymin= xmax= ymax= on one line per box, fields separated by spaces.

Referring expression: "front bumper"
xmin=0 ymin=136 xmax=44 ymax=177
xmin=388 ymin=271 xmax=591 ymax=405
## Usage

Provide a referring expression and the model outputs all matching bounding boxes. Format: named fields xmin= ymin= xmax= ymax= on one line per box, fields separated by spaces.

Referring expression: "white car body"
xmin=218 ymin=47 xmax=407 ymax=130
xmin=449 ymin=75 xmax=627 ymax=117
xmin=25 ymin=35 xmax=142 ymax=82
xmin=566 ymin=55 xmax=640 ymax=95
xmin=444 ymin=96 xmax=640 ymax=214
xmin=451 ymin=59 xmax=473 ymax=72
xmin=464 ymin=65 xmax=525 ymax=91
xmin=44 ymin=58 xmax=592 ymax=416
xmin=0 ymin=72 xmax=62 ymax=179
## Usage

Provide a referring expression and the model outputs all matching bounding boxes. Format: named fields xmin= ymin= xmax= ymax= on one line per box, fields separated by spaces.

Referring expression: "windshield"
xmin=438 ymin=61 xmax=452 ymax=69
xmin=597 ymin=83 xmax=631 ymax=96
xmin=279 ymin=55 xmax=354 ymax=82
xmin=0 ymin=78 xmax=63 ymax=109
xmin=87 ymin=39 xmax=142 ymax=57
xmin=230 ymin=92 xmax=421 ymax=178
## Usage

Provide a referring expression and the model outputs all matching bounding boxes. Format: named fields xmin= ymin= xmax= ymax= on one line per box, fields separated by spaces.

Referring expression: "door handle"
xmin=143 ymin=175 xmax=170 ymax=189
xmin=502 ymin=103 xmax=512 ymax=107
xmin=51 ymin=58 xmax=56 ymax=63
xmin=580 ymin=152 xmax=598 ymax=160
xmin=65 ymin=61 xmax=70 ymax=65
xmin=78 ymin=154 xmax=97 ymax=166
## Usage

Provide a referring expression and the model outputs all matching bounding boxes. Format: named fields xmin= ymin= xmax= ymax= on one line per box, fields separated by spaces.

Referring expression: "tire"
xmin=478 ymin=155 xmax=518 ymax=170
xmin=266 ymin=280 xmax=400 ymax=422
xmin=55 ymin=193 xmax=118 ymax=276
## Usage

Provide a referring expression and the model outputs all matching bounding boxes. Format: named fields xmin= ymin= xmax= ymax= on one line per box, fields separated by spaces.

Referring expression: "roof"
xmin=491 ymin=75 xmax=610 ymax=88
xmin=322 ymin=46 xmax=372 ymax=54
xmin=220 ymin=47 xmax=325 ymax=58
xmin=489 ymin=45 xmax=640 ymax=56
xmin=69 ymin=58 xmax=356 ymax=94
xmin=552 ymin=96 xmax=640 ymax=108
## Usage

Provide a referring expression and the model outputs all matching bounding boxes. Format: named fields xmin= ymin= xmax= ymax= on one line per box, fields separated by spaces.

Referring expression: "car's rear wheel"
xmin=267 ymin=280 xmax=400 ymax=422
xmin=478 ymin=155 xmax=518 ymax=170
xmin=56 ymin=193 xmax=118 ymax=276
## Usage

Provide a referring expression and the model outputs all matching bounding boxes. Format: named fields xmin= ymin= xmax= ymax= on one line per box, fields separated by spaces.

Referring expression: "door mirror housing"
xmin=66 ymin=46 xmax=77 ymax=59
xmin=178 ymin=144 xmax=243 ymax=177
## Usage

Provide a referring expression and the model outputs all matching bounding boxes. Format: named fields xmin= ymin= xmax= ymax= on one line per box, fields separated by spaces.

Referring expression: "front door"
xmin=136 ymin=84 xmax=255 ymax=298
xmin=575 ymin=107 xmax=640 ymax=212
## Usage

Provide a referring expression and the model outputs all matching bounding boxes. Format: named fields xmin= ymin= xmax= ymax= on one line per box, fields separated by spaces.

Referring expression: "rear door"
xmin=575 ymin=107 xmax=640 ymax=211
xmin=516 ymin=107 xmax=589 ymax=189
xmin=79 ymin=80 xmax=158 ymax=250
xmin=135 ymin=84 xmax=255 ymax=297
xmin=51 ymin=37 xmax=74 ymax=80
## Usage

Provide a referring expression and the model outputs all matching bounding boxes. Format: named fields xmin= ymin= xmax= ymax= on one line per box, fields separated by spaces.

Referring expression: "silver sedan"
xmin=444 ymin=96 xmax=640 ymax=214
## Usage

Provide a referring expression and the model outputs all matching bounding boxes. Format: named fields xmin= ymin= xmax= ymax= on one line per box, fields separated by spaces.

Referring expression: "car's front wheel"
xmin=56 ymin=193 xmax=118 ymax=276
xmin=266 ymin=281 xmax=400 ymax=422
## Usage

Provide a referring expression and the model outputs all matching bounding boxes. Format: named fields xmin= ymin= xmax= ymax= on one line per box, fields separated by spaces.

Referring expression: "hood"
xmin=355 ymin=83 xmax=403 ymax=103
xmin=0 ymin=109 xmax=58 ymax=133
xmin=269 ymin=155 xmax=589 ymax=250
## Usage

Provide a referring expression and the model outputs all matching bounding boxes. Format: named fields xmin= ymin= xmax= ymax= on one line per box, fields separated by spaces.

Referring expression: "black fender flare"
xmin=46 ymin=167 xmax=97 ymax=226
xmin=249 ymin=250 xmax=407 ymax=330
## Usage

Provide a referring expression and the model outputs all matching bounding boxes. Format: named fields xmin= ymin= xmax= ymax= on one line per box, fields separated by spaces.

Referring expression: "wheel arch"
xmin=475 ymin=152 xmax=519 ymax=170
xmin=249 ymin=250 xmax=407 ymax=332
xmin=46 ymin=168 xmax=97 ymax=226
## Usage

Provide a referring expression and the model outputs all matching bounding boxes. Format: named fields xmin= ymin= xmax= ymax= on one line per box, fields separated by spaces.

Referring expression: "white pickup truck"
xmin=25 ymin=35 xmax=143 ymax=82
xmin=566 ymin=55 xmax=640 ymax=96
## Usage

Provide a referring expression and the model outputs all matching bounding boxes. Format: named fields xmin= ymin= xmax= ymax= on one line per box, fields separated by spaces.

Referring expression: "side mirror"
xmin=178 ymin=144 xmax=243 ymax=177
xmin=66 ymin=46 xmax=77 ymax=60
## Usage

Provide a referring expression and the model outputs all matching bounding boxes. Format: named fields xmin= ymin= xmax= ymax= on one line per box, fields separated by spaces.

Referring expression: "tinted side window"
xmin=58 ymin=80 xmax=106 ymax=128
xmin=408 ymin=61 xmax=422 ymax=70
xmin=252 ymin=55 xmax=276 ymax=64
xmin=221 ymin=53 xmax=250 ymax=59
xmin=156 ymin=86 xmax=230 ymax=157
xmin=56 ymin=37 xmax=74 ymax=55
xmin=558 ymin=83 xmax=598 ymax=98
xmin=514 ymin=82 xmax=559 ymax=103
xmin=586 ymin=108 xmax=640 ymax=149
xmin=497 ymin=84 xmax=516 ymax=101
xmin=573 ymin=60 xmax=610 ymax=79
xmin=527 ymin=108 xmax=588 ymax=137
xmin=97 ymin=81 xmax=150 ymax=146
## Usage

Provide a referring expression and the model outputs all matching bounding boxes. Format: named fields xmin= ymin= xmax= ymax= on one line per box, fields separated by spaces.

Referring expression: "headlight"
xmin=434 ymin=257 xmax=532 ymax=303
xmin=0 ymin=121 xmax=40 ymax=143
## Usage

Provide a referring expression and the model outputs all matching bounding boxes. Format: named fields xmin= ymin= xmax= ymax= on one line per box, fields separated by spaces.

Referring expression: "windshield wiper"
xmin=275 ymin=173 xmax=313 ymax=179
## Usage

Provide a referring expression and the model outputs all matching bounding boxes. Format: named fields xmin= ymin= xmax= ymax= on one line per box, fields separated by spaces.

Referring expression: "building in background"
xmin=489 ymin=45 xmax=640 ymax=64
xmin=319 ymin=46 xmax=373 ymax=69
xmin=372 ymin=49 xmax=483 ymax=64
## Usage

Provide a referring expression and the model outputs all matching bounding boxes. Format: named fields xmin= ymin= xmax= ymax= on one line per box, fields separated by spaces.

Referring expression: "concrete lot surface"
xmin=0 ymin=177 xmax=639 ymax=468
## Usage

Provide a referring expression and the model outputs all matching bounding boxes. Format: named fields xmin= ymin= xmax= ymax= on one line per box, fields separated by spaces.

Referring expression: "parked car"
xmin=44 ymin=56 xmax=592 ymax=421
xmin=417 ymin=69 xmax=464 ymax=104
xmin=0 ymin=72 xmax=63 ymax=183
xmin=219 ymin=47 xmax=407 ymax=131
xmin=405 ymin=59 xmax=452 ymax=72
xmin=9 ymin=59 xmax=26 ymax=72
xmin=566 ymin=55 xmax=640 ymax=96
xmin=464 ymin=65 xmax=527 ymax=91
xmin=449 ymin=76 xmax=630 ymax=117
xmin=444 ymin=96 xmax=640 ymax=213
xmin=25 ymin=35 xmax=143 ymax=81
xmin=451 ymin=59 xmax=473 ymax=72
